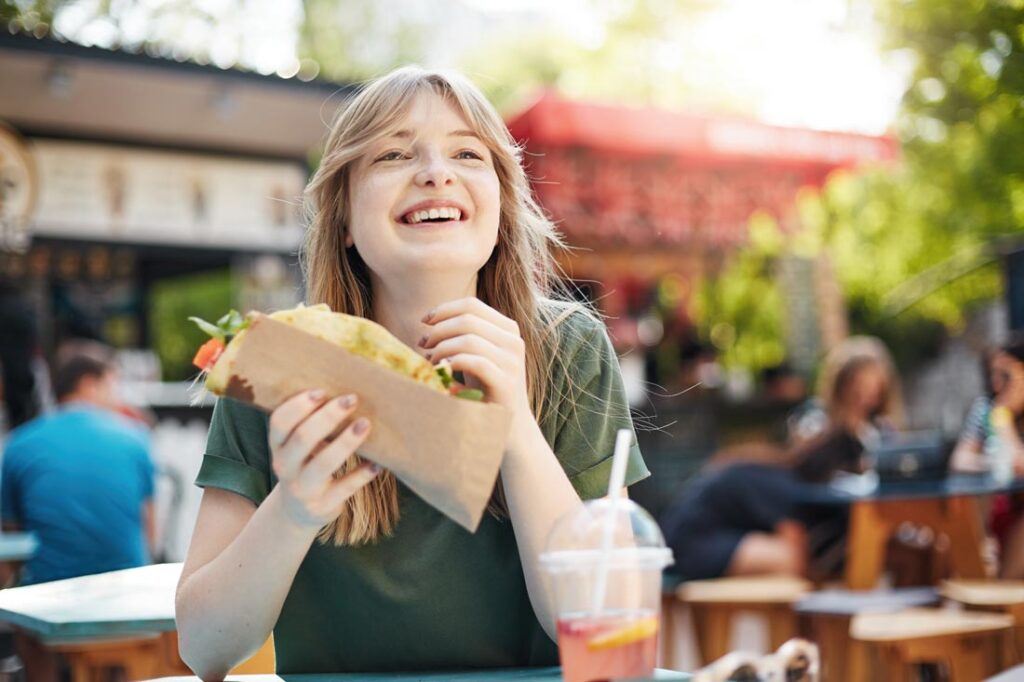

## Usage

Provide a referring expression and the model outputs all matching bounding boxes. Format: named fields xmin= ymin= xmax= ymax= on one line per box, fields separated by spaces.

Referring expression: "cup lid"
xmin=539 ymin=497 xmax=673 ymax=572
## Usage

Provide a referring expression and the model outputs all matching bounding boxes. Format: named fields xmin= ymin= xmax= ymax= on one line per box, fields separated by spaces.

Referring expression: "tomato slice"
xmin=192 ymin=338 xmax=225 ymax=371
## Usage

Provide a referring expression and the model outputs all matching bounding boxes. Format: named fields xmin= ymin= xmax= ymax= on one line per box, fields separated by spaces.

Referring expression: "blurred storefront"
xmin=0 ymin=31 xmax=356 ymax=561
xmin=507 ymin=92 xmax=899 ymax=399
xmin=0 ymin=31 xmax=351 ymax=424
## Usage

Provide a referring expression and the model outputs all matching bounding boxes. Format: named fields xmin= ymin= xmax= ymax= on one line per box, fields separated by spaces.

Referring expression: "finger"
xmin=444 ymin=353 xmax=503 ymax=396
xmin=427 ymin=334 xmax=514 ymax=369
xmin=268 ymin=390 xmax=329 ymax=449
xmin=321 ymin=456 xmax=382 ymax=509
xmin=321 ymin=461 xmax=382 ymax=510
xmin=296 ymin=417 xmax=372 ymax=493
xmin=275 ymin=395 xmax=358 ymax=482
xmin=419 ymin=313 xmax=521 ymax=354
xmin=423 ymin=298 xmax=518 ymax=336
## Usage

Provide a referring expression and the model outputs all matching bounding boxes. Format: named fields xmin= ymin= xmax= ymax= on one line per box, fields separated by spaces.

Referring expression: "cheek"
xmin=345 ymin=175 xmax=391 ymax=247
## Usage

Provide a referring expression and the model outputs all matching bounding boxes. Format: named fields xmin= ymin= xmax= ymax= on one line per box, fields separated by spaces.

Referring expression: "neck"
xmin=370 ymin=271 xmax=478 ymax=349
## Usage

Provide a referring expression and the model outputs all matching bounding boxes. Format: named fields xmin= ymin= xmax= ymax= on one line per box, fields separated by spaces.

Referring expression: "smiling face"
xmin=345 ymin=90 xmax=501 ymax=283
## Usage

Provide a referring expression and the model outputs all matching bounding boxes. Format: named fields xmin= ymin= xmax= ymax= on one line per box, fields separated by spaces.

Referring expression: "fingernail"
xmin=422 ymin=310 xmax=434 ymax=323
xmin=310 ymin=389 xmax=325 ymax=400
xmin=353 ymin=417 xmax=370 ymax=435
xmin=424 ymin=352 xmax=432 ymax=361
xmin=417 ymin=335 xmax=428 ymax=348
xmin=337 ymin=394 xmax=356 ymax=408
xmin=369 ymin=463 xmax=382 ymax=475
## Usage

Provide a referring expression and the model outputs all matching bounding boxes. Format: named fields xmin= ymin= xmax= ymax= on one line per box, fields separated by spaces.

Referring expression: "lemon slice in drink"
xmin=586 ymin=616 xmax=658 ymax=651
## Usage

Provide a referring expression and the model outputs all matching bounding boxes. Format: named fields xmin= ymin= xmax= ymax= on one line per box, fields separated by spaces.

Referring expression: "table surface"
xmin=799 ymin=473 xmax=1024 ymax=504
xmin=0 ymin=532 xmax=37 ymax=562
xmin=145 ymin=670 xmax=690 ymax=681
xmin=0 ymin=562 xmax=180 ymax=641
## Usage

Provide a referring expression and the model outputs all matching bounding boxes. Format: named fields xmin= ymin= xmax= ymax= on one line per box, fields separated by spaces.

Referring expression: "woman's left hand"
xmin=419 ymin=297 xmax=531 ymax=420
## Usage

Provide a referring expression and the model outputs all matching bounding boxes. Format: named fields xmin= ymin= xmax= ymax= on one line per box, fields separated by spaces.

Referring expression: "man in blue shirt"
xmin=1 ymin=340 xmax=155 ymax=585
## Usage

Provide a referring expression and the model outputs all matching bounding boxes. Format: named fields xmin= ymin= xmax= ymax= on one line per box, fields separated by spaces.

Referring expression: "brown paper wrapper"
xmin=221 ymin=315 xmax=512 ymax=532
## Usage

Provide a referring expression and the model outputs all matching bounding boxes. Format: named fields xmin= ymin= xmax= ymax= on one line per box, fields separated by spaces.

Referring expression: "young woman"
xmin=174 ymin=67 xmax=648 ymax=678
xmin=661 ymin=336 xmax=904 ymax=581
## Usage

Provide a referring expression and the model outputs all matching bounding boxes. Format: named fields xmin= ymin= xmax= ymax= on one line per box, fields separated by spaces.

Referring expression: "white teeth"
xmin=403 ymin=207 xmax=463 ymax=224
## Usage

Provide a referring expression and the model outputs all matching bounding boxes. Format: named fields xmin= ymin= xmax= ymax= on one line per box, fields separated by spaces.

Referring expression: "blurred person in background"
xmin=0 ymin=283 xmax=43 ymax=431
xmin=951 ymin=336 xmax=1024 ymax=578
xmin=1 ymin=339 xmax=156 ymax=585
xmin=1 ymin=341 xmax=156 ymax=680
xmin=662 ymin=336 xmax=904 ymax=581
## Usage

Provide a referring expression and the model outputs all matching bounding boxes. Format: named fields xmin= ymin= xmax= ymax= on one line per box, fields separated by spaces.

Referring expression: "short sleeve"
xmin=959 ymin=396 xmax=990 ymax=445
xmin=195 ymin=397 xmax=273 ymax=505
xmin=542 ymin=311 xmax=650 ymax=500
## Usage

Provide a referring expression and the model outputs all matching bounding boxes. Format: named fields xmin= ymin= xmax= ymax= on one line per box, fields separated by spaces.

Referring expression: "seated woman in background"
xmin=951 ymin=336 xmax=1024 ymax=578
xmin=661 ymin=336 xmax=904 ymax=581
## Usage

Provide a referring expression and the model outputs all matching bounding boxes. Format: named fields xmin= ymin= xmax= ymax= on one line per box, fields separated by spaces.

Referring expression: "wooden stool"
xmin=794 ymin=587 xmax=940 ymax=682
xmin=851 ymin=608 xmax=1014 ymax=682
xmin=942 ymin=579 xmax=1024 ymax=667
xmin=49 ymin=634 xmax=166 ymax=682
xmin=678 ymin=575 xmax=812 ymax=665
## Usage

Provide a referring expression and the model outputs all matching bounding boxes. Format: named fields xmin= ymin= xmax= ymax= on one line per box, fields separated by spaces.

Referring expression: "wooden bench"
xmin=677 ymin=575 xmax=812 ymax=665
xmin=942 ymin=579 xmax=1024 ymax=668
xmin=794 ymin=587 xmax=940 ymax=682
xmin=851 ymin=608 xmax=1014 ymax=681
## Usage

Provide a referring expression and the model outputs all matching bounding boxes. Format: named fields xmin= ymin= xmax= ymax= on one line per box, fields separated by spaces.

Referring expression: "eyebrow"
xmin=387 ymin=129 xmax=481 ymax=140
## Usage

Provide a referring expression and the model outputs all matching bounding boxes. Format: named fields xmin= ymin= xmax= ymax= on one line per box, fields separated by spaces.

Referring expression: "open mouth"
xmin=399 ymin=206 xmax=465 ymax=225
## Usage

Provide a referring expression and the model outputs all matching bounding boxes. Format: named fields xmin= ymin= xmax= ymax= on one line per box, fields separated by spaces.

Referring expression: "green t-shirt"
xmin=194 ymin=309 xmax=649 ymax=674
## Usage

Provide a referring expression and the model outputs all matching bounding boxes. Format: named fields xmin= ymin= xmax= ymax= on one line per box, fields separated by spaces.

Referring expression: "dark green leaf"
xmin=435 ymin=364 xmax=454 ymax=389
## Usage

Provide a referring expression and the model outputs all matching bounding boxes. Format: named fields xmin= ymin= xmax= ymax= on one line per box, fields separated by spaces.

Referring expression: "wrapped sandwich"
xmin=192 ymin=305 xmax=483 ymax=400
xmin=188 ymin=304 xmax=510 ymax=532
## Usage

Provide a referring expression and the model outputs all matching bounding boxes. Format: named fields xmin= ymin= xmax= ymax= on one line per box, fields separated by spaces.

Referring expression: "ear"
xmin=344 ymin=231 xmax=354 ymax=248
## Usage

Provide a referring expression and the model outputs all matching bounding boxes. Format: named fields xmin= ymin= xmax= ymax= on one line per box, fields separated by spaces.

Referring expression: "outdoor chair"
xmin=676 ymin=575 xmax=812 ymax=666
xmin=850 ymin=607 xmax=1014 ymax=682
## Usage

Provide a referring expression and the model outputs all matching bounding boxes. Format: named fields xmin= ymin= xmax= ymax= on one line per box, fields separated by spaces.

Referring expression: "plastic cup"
xmin=540 ymin=498 xmax=673 ymax=682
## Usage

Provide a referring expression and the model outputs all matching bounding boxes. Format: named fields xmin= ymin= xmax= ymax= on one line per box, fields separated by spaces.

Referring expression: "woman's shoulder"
xmin=540 ymin=300 xmax=609 ymax=359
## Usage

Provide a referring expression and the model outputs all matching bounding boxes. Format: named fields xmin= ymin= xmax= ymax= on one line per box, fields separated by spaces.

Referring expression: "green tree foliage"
xmin=149 ymin=269 xmax=234 ymax=382
xmin=702 ymin=0 xmax=1024 ymax=374
xmin=298 ymin=0 xmax=430 ymax=82
xmin=693 ymin=213 xmax=787 ymax=373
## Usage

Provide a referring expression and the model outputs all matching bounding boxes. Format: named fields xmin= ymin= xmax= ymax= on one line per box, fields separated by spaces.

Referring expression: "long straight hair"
xmin=302 ymin=66 xmax=581 ymax=545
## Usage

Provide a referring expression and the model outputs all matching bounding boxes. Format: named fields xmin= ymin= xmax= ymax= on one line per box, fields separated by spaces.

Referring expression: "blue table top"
xmin=146 ymin=670 xmax=689 ymax=681
xmin=0 ymin=562 xmax=179 ymax=642
xmin=798 ymin=473 xmax=1024 ymax=505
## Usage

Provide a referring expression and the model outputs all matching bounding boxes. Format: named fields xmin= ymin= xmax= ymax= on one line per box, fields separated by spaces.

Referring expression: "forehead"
xmin=387 ymin=90 xmax=476 ymax=135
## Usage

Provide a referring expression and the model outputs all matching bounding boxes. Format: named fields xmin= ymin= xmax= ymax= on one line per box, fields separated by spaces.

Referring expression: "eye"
xmin=456 ymin=149 xmax=484 ymax=161
xmin=375 ymin=150 xmax=409 ymax=162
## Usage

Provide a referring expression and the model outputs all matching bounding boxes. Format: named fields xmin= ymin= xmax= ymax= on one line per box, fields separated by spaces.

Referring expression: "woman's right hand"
xmin=268 ymin=389 xmax=379 ymax=528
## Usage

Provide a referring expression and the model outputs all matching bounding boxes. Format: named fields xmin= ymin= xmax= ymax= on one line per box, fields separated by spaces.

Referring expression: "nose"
xmin=414 ymin=152 xmax=455 ymax=188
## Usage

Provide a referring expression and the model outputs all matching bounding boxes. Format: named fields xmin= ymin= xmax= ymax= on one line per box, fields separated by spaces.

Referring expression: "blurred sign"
xmin=28 ymin=139 xmax=306 ymax=251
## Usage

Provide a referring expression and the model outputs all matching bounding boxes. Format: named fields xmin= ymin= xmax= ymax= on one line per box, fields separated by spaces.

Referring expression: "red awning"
xmin=507 ymin=91 xmax=899 ymax=168
xmin=505 ymin=92 xmax=899 ymax=248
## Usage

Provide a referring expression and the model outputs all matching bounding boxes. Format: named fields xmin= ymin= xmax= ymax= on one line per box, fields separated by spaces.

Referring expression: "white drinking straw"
xmin=590 ymin=428 xmax=633 ymax=614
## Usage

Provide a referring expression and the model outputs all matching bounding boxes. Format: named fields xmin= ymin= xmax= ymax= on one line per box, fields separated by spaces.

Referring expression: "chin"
xmin=398 ymin=244 xmax=493 ymax=273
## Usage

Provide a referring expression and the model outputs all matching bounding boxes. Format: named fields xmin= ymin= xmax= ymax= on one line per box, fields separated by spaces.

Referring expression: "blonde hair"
xmin=302 ymin=66 xmax=579 ymax=545
xmin=816 ymin=335 xmax=905 ymax=430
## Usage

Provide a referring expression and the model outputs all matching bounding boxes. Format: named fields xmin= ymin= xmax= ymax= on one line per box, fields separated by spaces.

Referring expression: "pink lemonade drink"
xmin=557 ymin=611 xmax=658 ymax=682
